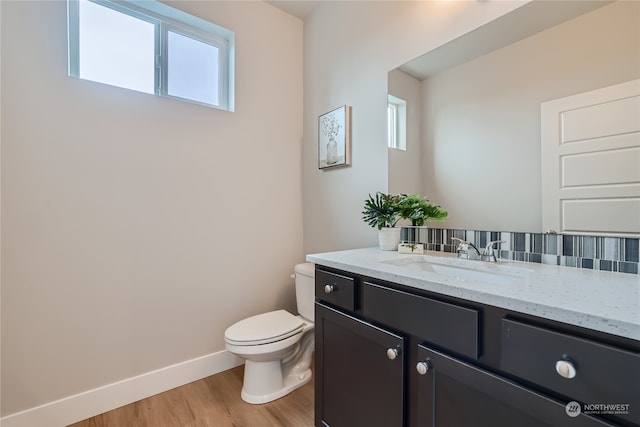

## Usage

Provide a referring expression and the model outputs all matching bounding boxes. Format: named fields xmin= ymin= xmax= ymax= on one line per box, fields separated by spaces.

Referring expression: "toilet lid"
xmin=225 ymin=310 xmax=305 ymax=345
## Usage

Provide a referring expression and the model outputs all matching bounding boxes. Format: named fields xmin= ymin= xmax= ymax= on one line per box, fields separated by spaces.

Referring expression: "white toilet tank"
xmin=294 ymin=263 xmax=315 ymax=322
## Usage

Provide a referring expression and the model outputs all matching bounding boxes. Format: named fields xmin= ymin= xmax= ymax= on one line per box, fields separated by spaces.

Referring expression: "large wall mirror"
xmin=388 ymin=0 xmax=639 ymax=235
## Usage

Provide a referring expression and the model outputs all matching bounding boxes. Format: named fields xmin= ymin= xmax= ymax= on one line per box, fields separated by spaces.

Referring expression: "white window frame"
xmin=388 ymin=95 xmax=407 ymax=150
xmin=67 ymin=0 xmax=235 ymax=111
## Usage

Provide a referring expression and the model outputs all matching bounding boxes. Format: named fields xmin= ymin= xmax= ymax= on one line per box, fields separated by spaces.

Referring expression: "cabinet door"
xmin=315 ymin=302 xmax=405 ymax=427
xmin=416 ymin=345 xmax=617 ymax=427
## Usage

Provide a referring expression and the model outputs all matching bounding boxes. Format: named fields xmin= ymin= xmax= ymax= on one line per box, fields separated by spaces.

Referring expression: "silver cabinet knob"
xmin=324 ymin=284 xmax=335 ymax=294
xmin=386 ymin=348 xmax=399 ymax=360
xmin=555 ymin=360 xmax=576 ymax=379
xmin=416 ymin=360 xmax=431 ymax=375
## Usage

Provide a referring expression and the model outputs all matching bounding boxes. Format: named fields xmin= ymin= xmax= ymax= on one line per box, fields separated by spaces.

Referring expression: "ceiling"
xmin=266 ymin=0 xmax=321 ymax=19
xmin=399 ymin=0 xmax=612 ymax=79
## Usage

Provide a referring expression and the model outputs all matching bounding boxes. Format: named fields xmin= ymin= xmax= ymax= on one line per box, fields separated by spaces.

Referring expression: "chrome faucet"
xmin=451 ymin=237 xmax=481 ymax=260
xmin=451 ymin=238 xmax=505 ymax=262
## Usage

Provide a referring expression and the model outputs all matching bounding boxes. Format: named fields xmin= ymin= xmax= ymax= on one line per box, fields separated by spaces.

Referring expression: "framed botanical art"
xmin=318 ymin=105 xmax=351 ymax=169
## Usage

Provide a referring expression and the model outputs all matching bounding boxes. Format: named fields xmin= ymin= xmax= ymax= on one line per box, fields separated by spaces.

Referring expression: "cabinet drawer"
xmin=315 ymin=269 xmax=356 ymax=311
xmin=501 ymin=319 xmax=640 ymax=426
xmin=363 ymin=282 xmax=479 ymax=359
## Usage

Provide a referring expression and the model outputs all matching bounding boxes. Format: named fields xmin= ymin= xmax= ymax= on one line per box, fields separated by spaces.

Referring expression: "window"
xmin=68 ymin=0 xmax=234 ymax=111
xmin=388 ymin=95 xmax=407 ymax=150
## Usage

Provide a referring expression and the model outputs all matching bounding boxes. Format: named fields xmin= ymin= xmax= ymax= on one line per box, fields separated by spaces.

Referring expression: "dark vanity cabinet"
xmin=314 ymin=266 xmax=640 ymax=427
xmin=314 ymin=269 xmax=405 ymax=427
xmin=315 ymin=303 xmax=405 ymax=427
xmin=416 ymin=344 xmax=616 ymax=427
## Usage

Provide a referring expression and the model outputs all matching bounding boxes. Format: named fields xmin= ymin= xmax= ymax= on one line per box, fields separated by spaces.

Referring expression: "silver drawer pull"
xmin=324 ymin=284 xmax=335 ymax=294
xmin=386 ymin=348 xmax=399 ymax=360
xmin=555 ymin=360 xmax=576 ymax=379
xmin=416 ymin=360 xmax=431 ymax=375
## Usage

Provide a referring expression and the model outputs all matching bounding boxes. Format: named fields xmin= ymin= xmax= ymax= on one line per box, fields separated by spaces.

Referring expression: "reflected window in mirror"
xmin=388 ymin=95 xmax=406 ymax=150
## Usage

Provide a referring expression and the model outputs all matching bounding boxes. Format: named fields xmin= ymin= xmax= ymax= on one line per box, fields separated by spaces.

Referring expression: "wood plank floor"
xmin=68 ymin=365 xmax=314 ymax=427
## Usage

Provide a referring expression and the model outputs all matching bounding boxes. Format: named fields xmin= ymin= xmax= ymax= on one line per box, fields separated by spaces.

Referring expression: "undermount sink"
xmin=381 ymin=255 xmax=533 ymax=285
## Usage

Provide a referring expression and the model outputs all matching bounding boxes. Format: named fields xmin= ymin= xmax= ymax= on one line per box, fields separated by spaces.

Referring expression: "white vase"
xmin=326 ymin=138 xmax=338 ymax=165
xmin=378 ymin=227 xmax=401 ymax=251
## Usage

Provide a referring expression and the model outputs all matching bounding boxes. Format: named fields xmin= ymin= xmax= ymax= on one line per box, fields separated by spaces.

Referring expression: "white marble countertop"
xmin=307 ymin=247 xmax=640 ymax=341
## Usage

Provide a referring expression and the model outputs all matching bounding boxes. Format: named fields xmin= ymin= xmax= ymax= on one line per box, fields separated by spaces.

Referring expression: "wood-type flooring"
xmin=68 ymin=365 xmax=314 ymax=427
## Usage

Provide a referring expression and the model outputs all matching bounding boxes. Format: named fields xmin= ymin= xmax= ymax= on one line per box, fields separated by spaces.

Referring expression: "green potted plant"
xmin=397 ymin=194 xmax=448 ymax=225
xmin=396 ymin=194 xmax=448 ymax=245
xmin=362 ymin=192 xmax=402 ymax=250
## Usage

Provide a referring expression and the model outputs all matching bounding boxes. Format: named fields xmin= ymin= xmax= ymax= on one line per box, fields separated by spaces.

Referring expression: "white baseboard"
xmin=1 ymin=350 xmax=244 ymax=427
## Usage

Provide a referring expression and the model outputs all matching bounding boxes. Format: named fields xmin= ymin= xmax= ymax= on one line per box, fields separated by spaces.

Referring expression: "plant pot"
xmin=378 ymin=227 xmax=401 ymax=251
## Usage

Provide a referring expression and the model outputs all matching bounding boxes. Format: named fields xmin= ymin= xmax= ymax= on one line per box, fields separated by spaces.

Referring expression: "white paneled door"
xmin=541 ymin=79 xmax=640 ymax=237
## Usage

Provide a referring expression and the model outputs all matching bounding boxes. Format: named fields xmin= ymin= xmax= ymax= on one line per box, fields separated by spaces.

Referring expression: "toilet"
xmin=224 ymin=262 xmax=315 ymax=404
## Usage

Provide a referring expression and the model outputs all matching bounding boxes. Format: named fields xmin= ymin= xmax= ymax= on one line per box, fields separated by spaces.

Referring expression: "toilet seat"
xmin=225 ymin=310 xmax=305 ymax=346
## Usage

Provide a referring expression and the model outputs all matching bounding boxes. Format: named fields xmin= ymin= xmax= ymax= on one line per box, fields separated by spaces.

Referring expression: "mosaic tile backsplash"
xmin=400 ymin=227 xmax=639 ymax=275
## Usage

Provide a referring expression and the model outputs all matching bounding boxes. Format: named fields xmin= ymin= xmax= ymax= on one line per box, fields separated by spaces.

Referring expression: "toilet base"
xmin=241 ymin=361 xmax=312 ymax=404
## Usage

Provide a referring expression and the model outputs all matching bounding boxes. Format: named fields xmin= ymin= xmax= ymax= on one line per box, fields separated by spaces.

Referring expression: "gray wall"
xmin=1 ymin=0 xmax=303 ymax=417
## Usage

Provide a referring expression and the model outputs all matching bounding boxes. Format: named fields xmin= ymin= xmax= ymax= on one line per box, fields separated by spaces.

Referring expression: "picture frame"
xmin=318 ymin=105 xmax=351 ymax=169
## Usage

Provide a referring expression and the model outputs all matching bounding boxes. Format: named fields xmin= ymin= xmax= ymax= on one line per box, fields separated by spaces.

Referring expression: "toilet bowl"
xmin=224 ymin=263 xmax=315 ymax=404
